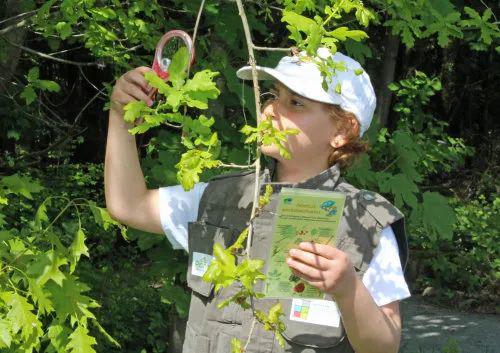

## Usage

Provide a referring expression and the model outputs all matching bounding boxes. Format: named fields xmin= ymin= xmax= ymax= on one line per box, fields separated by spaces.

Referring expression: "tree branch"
xmin=253 ymin=45 xmax=292 ymax=52
xmin=1 ymin=36 xmax=105 ymax=67
xmin=219 ymin=161 xmax=256 ymax=169
xmin=0 ymin=18 xmax=30 ymax=35
xmin=235 ymin=0 xmax=263 ymax=258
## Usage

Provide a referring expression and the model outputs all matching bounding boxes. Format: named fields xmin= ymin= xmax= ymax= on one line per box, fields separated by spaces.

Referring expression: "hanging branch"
xmin=235 ymin=0 xmax=264 ymax=258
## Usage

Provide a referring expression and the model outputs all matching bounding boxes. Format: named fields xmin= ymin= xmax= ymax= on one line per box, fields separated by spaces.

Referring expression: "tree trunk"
xmin=376 ymin=32 xmax=400 ymax=127
xmin=0 ymin=0 xmax=28 ymax=97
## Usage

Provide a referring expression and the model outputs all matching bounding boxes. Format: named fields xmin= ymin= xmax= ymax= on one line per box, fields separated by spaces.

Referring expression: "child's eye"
xmin=291 ymin=99 xmax=304 ymax=107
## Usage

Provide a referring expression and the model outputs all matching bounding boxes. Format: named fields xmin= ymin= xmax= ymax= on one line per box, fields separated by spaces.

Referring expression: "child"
xmin=105 ymin=49 xmax=411 ymax=353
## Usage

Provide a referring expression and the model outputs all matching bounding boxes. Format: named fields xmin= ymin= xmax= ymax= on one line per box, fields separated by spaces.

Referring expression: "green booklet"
xmin=264 ymin=187 xmax=346 ymax=299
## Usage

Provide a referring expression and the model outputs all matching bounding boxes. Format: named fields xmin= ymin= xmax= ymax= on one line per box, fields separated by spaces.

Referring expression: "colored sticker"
xmin=289 ymin=298 xmax=341 ymax=327
xmin=191 ymin=252 xmax=214 ymax=277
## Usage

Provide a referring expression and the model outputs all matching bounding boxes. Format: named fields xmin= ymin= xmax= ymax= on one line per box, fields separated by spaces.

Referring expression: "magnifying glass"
xmin=148 ymin=30 xmax=196 ymax=99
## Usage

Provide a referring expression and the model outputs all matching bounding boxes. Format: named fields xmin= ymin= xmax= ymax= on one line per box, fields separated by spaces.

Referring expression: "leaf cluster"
xmin=0 ymin=174 xmax=122 ymax=352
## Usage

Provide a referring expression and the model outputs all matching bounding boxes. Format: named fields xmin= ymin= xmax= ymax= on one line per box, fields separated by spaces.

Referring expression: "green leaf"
xmin=0 ymin=292 xmax=43 ymax=343
xmin=422 ymin=192 xmax=456 ymax=241
xmin=38 ymin=79 xmax=61 ymax=92
xmin=91 ymin=320 xmax=120 ymax=348
xmin=1 ymin=174 xmax=43 ymax=199
xmin=168 ymin=46 xmax=189 ymax=87
xmin=0 ymin=319 xmax=12 ymax=348
xmin=282 ymin=10 xmax=317 ymax=32
xmin=28 ymin=279 xmax=54 ymax=315
xmin=379 ymin=173 xmax=418 ymax=209
xmin=69 ymin=228 xmax=90 ymax=273
xmin=20 ymin=85 xmax=37 ymax=105
xmin=175 ymin=150 xmax=220 ymax=190
xmin=231 ymin=338 xmax=243 ymax=353
xmin=144 ymin=71 xmax=172 ymax=96
xmin=330 ymin=27 xmax=368 ymax=42
xmin=27 ymin=67 xmax=39 ymax=81
xmin=27 ymin=250 xmax=68 ymax=286
xmin=123 ymin=100 xmax=148 ymax=122
xmin=66 ymin=325 xmax=97 ymax=353
xmin=88 ymin=202 xmax=115 ymax=230
xmin=159 ymin=285 xmax=190 ymax=318
xmin=183 ymin=70 xmax=220 ymax=109
xmin=47 ymin=275 xmax=100 ymax=325
xmin=55 ymin=21 xmax=72 ymax=39
xmin=335 ymin=82 xmax=342 ymax=94
xmin=35 ymin=198 xmax=51 ymax=230
xmin=89 ymin=8 xmax=117 ymax=20
xmin=47 ymin=321 xmax=72 ymax=352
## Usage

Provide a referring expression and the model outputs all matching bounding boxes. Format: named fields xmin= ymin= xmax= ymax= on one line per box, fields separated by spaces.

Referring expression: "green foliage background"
xmin=0 ymin=0 xmax=498 ymax=352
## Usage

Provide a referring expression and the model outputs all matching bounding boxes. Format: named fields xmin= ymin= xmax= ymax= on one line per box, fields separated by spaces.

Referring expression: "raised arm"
xmin=104 ymin=67 xmax=163 ymax=234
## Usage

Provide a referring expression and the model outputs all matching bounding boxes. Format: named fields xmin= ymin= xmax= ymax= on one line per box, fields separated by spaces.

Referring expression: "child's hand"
xmin=286 ymin=242 xmax=357 ymax=298
xmin=110 ymin=67 xmax=154 ymax=114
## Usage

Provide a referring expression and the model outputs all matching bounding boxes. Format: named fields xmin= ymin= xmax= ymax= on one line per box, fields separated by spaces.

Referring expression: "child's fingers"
xmin=288 ymin=248 xmax=330 ymax=270
xmin=121 ymin=81 xmax=153 ymax=106
xmin=298 ymin=242 xmax=340 ymax=260
xmin=290 ymin=267 xmax=321 ymax=284
xmin=135 ymin=66 xmax=153 ymax=74
xmin=110 ymin=91 xmax=136 ymax=111
xmin=125 ymin=69 xmax=151 ymax=92
xmin=286 ymin=256 xmax=325 ymax=281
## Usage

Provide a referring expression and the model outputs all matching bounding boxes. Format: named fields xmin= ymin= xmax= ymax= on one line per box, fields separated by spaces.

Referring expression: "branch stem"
xmin=235 ymin=0 xmax=263 ymax=259
xmin=253 ymin=45 xmax=292 ymax=52
xmin=1 ymin=36 xmax=104 ymax=67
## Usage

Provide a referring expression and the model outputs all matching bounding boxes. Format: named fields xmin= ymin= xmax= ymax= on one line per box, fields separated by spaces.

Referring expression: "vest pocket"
xmin=187 ymin=222 xmax=235 ymax=297
xmin=275 ymin=297 xmax=347 ymax=349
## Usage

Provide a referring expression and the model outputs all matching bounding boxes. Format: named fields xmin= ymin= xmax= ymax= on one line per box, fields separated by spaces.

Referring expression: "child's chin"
xmin=260 ymin=146 xmax=283 ymax=161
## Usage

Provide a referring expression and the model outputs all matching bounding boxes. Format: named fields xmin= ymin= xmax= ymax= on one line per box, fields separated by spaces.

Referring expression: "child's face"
xmin=259 ymin=82 xmax=340 ymax=165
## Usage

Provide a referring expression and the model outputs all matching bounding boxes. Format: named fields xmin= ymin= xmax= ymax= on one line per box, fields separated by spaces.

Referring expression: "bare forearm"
xmin=334 ymin=276 xmax=401 ymax=353
xmin=104 ymin=109 xmax=148 ymax=220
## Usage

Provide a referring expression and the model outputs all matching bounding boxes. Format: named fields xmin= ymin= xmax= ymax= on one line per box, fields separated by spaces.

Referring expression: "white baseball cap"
xmin=236 ymin=49 xmax=376 ymax=136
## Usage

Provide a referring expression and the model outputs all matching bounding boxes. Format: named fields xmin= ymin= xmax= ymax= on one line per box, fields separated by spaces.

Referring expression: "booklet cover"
xmin=264 ymin=188 xmax=346 ymax=299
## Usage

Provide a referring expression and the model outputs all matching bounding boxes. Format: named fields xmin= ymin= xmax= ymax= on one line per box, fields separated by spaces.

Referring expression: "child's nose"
xmin=261 ymin=100 xmax=279 ymax=121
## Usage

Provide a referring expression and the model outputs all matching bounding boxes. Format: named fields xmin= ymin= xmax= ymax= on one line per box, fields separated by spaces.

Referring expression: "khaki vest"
xmin=182 ymin=161 xmax=407 ymax=353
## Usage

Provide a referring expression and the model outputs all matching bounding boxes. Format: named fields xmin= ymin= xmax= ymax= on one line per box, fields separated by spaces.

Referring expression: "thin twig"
xmin=78 ymin=66 xmax=107 ymax=97
xmin=48 ymin=45 xmax=84 ymax=57
xmin=479 ymin=0 xmax=497 ymax=22
xmin=1 ymin=36 xmax=105 ymax=67
xmin=191 ymin=0 xmax=206 ymax=47
xmin=243 ymin=317 xmax=257 ymax=351
xmin=182 ymin=0 xmax=206 ymax=122
xmin=235 ymin=0 xmax=263 ymax=258
xmin=0 ymin=9 xmax=37 ymax=26
xmin=219 ymin=161 xmax=256 ymax=169
xmin=253 ymin=45 xmax=292 ymax=52
xmin=0 ymin=18 xmax=30 ymax=35
xmin=72 ymin=90 xmax=102 ymax=126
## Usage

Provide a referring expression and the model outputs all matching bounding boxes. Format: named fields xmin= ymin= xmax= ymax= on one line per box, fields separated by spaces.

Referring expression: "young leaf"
xmin=123 ymin=100 xmax=148 ymax=123
xmin=68 ymin=228 xmax=90 ymax=274
xmin=20 ymin=85 xmax=37 ymax=105
xmin=66 ymin=325 xmax=97 ymax=353
xmin=168 ymin=46 xmax=190 ymax=87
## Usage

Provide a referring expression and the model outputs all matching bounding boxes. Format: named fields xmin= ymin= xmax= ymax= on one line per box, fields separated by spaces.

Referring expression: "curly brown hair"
xmin=325 ymin=104 xmax=369 ymax=169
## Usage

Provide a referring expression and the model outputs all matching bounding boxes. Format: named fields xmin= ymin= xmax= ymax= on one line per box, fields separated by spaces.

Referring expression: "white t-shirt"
xmin=158 ymin=183 xmax=411 ymax=307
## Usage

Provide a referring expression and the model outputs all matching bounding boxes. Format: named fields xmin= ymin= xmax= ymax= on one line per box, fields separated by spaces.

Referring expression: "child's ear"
xmin=330 ymin=134 xmax=348 ymax=149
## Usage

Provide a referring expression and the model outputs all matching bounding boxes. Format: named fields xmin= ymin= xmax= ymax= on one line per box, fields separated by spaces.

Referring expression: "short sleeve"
xmin=361 ymin=226 xmax=411 ymax=306
xmin=158 ymin=182 xmax=208 ymax=252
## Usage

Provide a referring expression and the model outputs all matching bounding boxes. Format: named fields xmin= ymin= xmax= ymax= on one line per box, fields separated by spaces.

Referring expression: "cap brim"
xmin=236 ymin=65 xmax=336 ymax=105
